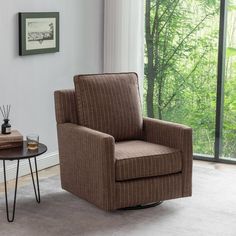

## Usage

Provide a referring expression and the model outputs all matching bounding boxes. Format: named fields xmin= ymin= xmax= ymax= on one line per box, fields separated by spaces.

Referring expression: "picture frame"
xmin=19 ymin=12 xmax=59 ymax=56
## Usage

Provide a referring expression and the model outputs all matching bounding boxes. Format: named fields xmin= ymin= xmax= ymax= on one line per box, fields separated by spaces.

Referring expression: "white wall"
xmin=0 ymin=0 xmax=104 ymax=178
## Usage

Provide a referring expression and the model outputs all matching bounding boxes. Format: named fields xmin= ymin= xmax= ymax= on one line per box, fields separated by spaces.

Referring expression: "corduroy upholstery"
xmin=115 ymin=173 xmax=183 ymax=209
xmin=115 ymin=140 xmax=182 ymax=181
xmin=54 ymin=89 xmax=78 ymax=124
xmin=54 ymin=73 xmax=193 ymax=211
xmin=143 ymin=117 xmax=193 ymax=196
xmin=74 ymin=73 xmax=143 ymax=141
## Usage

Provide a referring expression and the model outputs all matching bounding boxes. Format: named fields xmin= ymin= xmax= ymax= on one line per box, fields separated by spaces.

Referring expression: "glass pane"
xmin=222 ymin=1 xmax=236 ymax=159
xmin=144 ymin=0 xmax=220 ymax=156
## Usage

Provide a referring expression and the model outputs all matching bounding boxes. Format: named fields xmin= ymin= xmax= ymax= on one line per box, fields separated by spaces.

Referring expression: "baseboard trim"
xmin=0 ymin=152 xmax=59 ymax=183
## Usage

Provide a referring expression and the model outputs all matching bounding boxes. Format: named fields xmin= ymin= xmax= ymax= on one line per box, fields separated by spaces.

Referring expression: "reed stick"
xmin=0 ymin=107 xmax=5 ymax=119
xmin=3 ymin=105 xmax=6 ymax=119
xmin=0 ymin=105 xmax=11 ymax=120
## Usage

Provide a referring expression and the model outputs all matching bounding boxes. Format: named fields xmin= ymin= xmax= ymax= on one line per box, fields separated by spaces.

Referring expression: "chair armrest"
xmin=57 ymin=123 xmax=116 ymax=210
xmin=143 ymin=117 xmax=193 ymax=196
xmin=143 ymin=117 xmax=192 ymax=149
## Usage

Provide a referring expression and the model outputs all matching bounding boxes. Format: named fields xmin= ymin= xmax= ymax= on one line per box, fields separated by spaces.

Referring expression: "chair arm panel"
xmin=54 ymin=90 xmax=78 ymax=124
xmin=57 ymin=123 xmax=116 ymax=210
xmin=143 ymin=117 xmax=193 ymax=196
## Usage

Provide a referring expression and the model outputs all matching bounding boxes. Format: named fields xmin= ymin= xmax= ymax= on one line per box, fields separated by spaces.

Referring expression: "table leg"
xmin=28 ymin=157 xmax=40 ymax=203
xmin=3 ymin=160 xmax=20 ymax=222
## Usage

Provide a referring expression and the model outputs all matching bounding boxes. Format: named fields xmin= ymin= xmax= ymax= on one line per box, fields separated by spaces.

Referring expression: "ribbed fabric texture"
xmin=54 ymin=74 xmax=193 ymax=211
xmin=57 ymin=123 xmax=116 ymax=211
xmin=54 ymin=90 xmax=78 ymax=124
xmin=115 ymin=140 xmax=182 ymax=181
xmin=143 ymin=117 xmax=193 ymax=197
xmin=73 ymin=73 xmax=143 ymax=141
xmin=115 ymin=173 xmax=183 ymax=209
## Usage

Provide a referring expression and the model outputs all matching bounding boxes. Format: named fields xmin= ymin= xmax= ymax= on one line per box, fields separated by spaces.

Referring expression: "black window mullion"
xmin=214 ymin=0 xmax=228 ymax=160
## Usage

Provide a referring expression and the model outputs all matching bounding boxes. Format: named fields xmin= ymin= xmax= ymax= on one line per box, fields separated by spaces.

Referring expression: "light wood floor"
xmin=0 ymin=165 xmax=59 ymax=193
xmin=0 ymin=160 xmax=236 ymax=193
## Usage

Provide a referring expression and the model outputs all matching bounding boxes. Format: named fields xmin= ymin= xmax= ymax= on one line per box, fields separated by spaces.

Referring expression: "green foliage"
xmin=144 ymin=0 xmax=236 ymax=158
xmin=228 ymin=1 xmax=236 ymax=11
xmin=226 ymin=47 xmax=236 ymax=57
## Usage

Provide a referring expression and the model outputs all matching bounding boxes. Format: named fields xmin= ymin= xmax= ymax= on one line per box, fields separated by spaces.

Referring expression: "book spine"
xmin=0 ymin=142 xmax=23 ymax=150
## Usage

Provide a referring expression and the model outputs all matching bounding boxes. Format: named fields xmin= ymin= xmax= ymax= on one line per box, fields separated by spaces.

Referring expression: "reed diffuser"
xmin=0 ymin=105 xmax=11 ymax=134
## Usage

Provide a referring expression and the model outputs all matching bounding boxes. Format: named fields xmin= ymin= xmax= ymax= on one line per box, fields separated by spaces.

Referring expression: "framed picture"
xmin=19 ymin=12 xmax=59 ymax=56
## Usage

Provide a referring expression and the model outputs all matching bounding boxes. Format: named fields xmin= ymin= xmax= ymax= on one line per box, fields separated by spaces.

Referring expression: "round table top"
xmin=0 ymin=141 xmax=47 ymax=160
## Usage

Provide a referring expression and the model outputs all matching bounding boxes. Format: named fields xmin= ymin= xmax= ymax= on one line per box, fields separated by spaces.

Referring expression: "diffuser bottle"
xmin=1 ymin=119 xmax=11 ymax=134
xmin=0 ymin=105 xmax=12 ymax=134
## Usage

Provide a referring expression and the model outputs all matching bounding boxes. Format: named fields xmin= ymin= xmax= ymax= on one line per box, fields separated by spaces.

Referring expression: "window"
xmin=144 ymin=0 xmax=236 ymax=162
xmin=222 ymin=1 xmax=236 ymax=159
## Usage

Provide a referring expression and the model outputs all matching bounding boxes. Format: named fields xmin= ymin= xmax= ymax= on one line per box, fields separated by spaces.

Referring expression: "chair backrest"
xmin=74 ymin=72 xmax=143 ymax=141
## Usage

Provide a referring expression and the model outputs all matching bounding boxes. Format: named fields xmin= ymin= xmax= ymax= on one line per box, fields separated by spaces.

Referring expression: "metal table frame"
xmin=0 ymin=142 xmax=47 ymax=222
xmin=3 ymin=157 xmax=40 ymax=222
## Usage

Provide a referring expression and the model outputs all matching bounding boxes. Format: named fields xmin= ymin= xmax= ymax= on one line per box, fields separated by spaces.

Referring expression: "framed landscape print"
xmin=19 ymin=12 xmax=59 ymax=56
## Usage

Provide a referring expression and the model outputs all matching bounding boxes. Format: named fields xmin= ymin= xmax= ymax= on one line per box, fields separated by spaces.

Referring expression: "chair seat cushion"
xmin=115 ymin=140 xmax=182 ymax=181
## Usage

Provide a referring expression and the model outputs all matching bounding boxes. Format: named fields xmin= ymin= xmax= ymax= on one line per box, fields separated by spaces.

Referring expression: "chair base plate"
xmin=119 ymin=201 xmax=163 ymax=210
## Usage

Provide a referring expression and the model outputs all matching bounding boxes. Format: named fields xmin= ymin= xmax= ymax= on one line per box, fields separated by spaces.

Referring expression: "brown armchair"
xmin=54 ymin=73 xmax=192 ymax=211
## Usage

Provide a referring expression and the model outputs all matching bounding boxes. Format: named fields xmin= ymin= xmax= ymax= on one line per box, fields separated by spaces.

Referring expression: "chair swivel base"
xmin=120 ymin=201 xmax=163 ymax=210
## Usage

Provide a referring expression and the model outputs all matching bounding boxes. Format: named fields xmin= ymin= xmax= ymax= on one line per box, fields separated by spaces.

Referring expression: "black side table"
xmin=0 ymin=141 xmax=47 ymax=222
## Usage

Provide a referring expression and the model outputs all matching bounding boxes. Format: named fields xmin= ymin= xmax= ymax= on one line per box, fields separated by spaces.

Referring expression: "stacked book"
xmin=0 ymin=130 xmax=23 ymax=150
